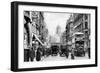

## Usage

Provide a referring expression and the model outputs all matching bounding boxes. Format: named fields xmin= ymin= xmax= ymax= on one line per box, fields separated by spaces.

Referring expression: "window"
xmin=85 ymin=31 xmax=88 ymax=35
xmin=85 ymin=14 xmax=88 ymax=20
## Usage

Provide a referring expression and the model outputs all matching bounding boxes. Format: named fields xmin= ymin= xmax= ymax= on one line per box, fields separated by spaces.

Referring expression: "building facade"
xmin=60 ymin=31 xmax=67 ymax=45
xmin=24 ymin=11 xmax=48 ymax=49
xmin=66 ymin=13 xmax=90 ymax=51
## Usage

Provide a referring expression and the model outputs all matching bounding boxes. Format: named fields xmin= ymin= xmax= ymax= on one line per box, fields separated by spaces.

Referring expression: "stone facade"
xmin=66 ymin=13 xmax=90 ymax=50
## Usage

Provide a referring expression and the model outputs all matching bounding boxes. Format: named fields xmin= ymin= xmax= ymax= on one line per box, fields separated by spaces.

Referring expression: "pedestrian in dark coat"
xmin=24 ymin=49 xmax=30 ymax=62
xmin=36 ymin=47 xmax=41 ymax=61
xmin=29 ymin=47 xmax=35 ymax=61
xmin=65 ymin=48 xmax=69 ymax=58
xmin=88 ymin=48 xmax=90 ymax=59
xmin=71 ymin=48 xmax=75 ymax=60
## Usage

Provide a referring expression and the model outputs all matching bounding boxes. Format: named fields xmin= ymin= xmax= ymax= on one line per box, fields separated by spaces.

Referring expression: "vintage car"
xmin=59 ymin=45 xmax=69 ymax=58
xmin=51 ymin=45 xmax=59 ymax=56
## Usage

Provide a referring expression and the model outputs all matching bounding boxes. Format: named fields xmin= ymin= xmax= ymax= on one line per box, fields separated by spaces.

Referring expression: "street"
xmin=41 ymin=53 xmax=89 ymax=61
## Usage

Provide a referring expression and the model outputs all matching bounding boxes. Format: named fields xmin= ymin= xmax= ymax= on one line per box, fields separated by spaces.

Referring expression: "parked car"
xmin=60 ymin=45 xmax=69 ymax=58
xmin=51 ymin=45 xmax=59 ymax=56
xmin=45 ymin=48 xmax=51 ymax=57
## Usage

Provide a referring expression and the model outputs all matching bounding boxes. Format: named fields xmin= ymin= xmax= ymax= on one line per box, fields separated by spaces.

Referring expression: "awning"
xmin=72 ymin=32 xmax=84 ymax=36
xmin=33 ymin=34 xmax=44 ymax=46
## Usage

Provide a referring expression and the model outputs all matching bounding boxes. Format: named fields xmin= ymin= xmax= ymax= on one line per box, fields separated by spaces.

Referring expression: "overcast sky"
xmin=44 ymin=12 xmax=71 ymax=36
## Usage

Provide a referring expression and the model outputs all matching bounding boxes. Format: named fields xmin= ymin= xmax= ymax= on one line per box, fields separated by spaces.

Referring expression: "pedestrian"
xmin=65 ymin=48 xmax=69 ymax=58
xmin=36 ymin=47 xmax=41 ymax=61
xmin=88 ymin=47 xmax=90 ymax=59
xmin=29 ymin=47 xmax=35 ymax=62
xmin=71 ymin=48 xmax=75 ymax=60
xmin=24 ymin=49 xmax=30 ymax=62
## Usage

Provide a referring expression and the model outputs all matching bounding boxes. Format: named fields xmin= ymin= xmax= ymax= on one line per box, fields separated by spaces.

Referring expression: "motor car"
xmin=60 ymin=45 xmax=69 ymax=58
xmin=51 ymin=45 xmax=59 ymax=56
xmin=45 ymin=48 xmax=51 ymax=57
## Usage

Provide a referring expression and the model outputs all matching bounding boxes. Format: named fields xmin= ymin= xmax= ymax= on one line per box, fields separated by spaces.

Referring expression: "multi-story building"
xmin=73 ymin=14 xmax=90 ymax=50
xmin=24 ymin=11 xmax=32 ymax=47
xmin=66 ymin=14 xmax=73 ymax=46
xmin=31 ymin=11 xmax=48 ymax=46
xmin=60 ymin=31 xmax=67 ymax=44
xmin=66 ymin=13 xmax=90 ymax=50
xmin=24 ymin=11 xmax=48 ymax=47
xmin=83 ymin=14 xmax=90 ymax=50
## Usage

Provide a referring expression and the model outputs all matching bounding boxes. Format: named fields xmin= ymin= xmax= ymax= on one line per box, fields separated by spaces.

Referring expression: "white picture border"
xmin=18 ymin=5 xmax=96 ymax=68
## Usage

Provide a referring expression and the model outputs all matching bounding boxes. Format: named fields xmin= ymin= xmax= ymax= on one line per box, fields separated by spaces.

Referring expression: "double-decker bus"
xmin=72 ymin=32 xmax=85 ymax=56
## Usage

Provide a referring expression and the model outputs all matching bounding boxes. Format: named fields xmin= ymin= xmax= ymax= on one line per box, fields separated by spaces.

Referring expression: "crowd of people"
xmin=24 ymin=42 xmax=91 ymax=62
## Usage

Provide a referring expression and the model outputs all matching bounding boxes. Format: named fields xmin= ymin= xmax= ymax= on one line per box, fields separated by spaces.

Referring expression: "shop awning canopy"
xmin=33 ymin=34 xmax=44 ymax=46
xmin=72 ymin=32 xmax=84 ymax=36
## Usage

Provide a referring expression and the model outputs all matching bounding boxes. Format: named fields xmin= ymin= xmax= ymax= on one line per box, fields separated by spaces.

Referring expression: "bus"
xmin=72 ymin=32 xmax=85 ymax=56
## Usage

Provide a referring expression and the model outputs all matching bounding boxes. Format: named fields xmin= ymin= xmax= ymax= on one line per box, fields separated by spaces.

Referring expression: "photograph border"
xmin=11 ymin=1 xmax=98 ymax=72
